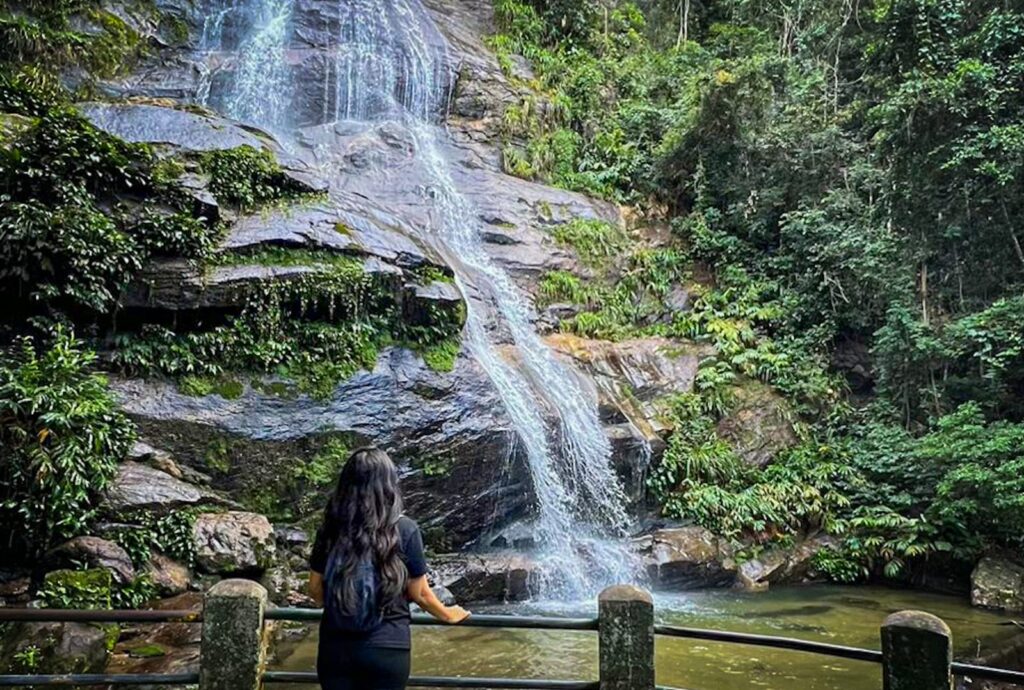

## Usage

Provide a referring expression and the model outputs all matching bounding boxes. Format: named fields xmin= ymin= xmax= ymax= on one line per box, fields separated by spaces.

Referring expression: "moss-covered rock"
xmin=971 ymin=556 xmax=1024 ymax=612
xmin=39 ymin=568 xmax=113 ymax=610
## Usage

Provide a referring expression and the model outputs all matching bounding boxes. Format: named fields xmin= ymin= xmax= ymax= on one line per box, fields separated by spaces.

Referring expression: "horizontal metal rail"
xmin=264 ymin=671 xmax=598 ymax=689
xmin=265 ymin=608 xmax=599 ymax=631
xmin=0 ymin=609 xmax=201 ymax=623
xmin=952 ymin=662 xmax=1024 ymax=685
xmin=654 ymin=624 xmax=883 ymax=663
xmin=0 ymin=673 xmax=199 ymax=686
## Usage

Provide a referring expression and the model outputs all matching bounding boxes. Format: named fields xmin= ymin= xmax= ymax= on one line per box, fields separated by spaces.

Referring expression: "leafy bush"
xmin=39 ymin=568 xmax=113 ymax=610
xmin=200 ymin=145 xmax=306 ymax=210
xmin=0 ymin=330 xmax=134 ymax=558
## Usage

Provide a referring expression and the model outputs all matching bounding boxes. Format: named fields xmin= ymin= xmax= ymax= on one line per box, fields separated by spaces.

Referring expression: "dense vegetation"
xmin=496 ymin=0 xmax=1024 ymax=581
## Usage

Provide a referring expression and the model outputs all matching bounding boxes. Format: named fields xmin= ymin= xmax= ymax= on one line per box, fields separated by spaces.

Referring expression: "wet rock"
xmin=971 ymin=557 xmax=1024 ymax=612
xmin=634 ymin=527 xmax=737 ymax=589
xmin=735 ymin=535 xmax=835 ymax=591
xmin=717 ymin=381 xmax=797 ymax=467
xmin=45 ymin=536 xmax=136 ymax=586
xmin=432 ymin=553 xmax=541 ymax=603
xmin=192 ymin=511 xmax=276 ymax=574
xmin=0 ymin=621 xmax=113 ymax=675
xmin=128 ymin=440 xmax=184 ymax=479
xmin=145 ymin=554 xmax=192 ymax=596
xmin=103 ymin=462 xmax=231 ymax=514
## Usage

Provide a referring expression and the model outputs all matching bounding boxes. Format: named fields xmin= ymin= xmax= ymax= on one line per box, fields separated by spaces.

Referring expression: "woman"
xmin=308 ymin=447 xmax=470 ymax=690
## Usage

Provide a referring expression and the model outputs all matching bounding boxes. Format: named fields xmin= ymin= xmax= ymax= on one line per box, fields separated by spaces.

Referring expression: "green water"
xmin=270 ymin=585 xmax=1019 ymax=690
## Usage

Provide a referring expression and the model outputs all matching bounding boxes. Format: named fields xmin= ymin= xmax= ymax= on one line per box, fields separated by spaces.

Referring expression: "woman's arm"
xmin=405 ymin=575 xmax=470 ymax=624
xmin=308 ymin=571 xmax=324 ymax=606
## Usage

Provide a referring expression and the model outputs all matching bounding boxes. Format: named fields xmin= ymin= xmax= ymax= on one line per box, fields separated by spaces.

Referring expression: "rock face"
xmin=45 ymin=536 xmax=136 ymax=586
xmin=192 ymin=511 xmax=276 ymax=574
xmin=103 ymin=462 xmax=231 ymax=514
xmin=112 ymin=347 xmax=532 ymax=550
xmin=971 ymin=557 xmax=1024 ymax=612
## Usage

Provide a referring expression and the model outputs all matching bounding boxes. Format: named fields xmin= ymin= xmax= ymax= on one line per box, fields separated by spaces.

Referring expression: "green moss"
xmin=179 ymin=375 xmax=244 ymax=399
xmin=159 ymin=15 xmax=190 ymax=46
xmin=205 ymin=439 xmax=232 ymax=475
xmin=250 ymin=378 xmax=299 ymax=399
xmin=420 ymin=338 xmax=459 ymax=372
xmin=39 ymin=569 xmax=112 ymax=610
xmin=212 ymin=247 xmax=363 ymax=271
xmin=127 ymin=644 xmax=166 ymax=659
xmin=334 ymin=221 xmax=352 ymax=235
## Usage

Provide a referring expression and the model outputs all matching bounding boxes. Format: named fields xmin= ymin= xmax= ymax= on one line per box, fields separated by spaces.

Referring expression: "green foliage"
xmin=200 ymin=145 xmax=306 ymax=210
xmin=551 ymin=218 xmax=629 ymax=267
xmin=111 ymin=574 xmax=158 ymax=610
xmin=39 ymin=568 xmax=112 ymax=610
xmin=0 ymin=106 xmax=218 ymax=319
xmin=650 ymin=391 xmax=852 ymax=540
xmin=0 ymin=330 xmax=134 ymax=558
xmin=109 ymin=510 xmax=198 ymax=569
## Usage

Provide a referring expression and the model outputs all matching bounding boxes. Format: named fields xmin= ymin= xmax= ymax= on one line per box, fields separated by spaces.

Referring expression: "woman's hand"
xmin=444 ymin=605 xmax=471 ymax=624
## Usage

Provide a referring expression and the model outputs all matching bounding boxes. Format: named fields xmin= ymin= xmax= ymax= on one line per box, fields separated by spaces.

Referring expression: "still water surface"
xmin=270 ymin=585 xmax=1018 ymax=690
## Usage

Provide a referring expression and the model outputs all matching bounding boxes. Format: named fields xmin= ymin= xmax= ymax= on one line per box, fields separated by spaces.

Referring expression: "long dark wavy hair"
xmin=320 ymin=447 xmax=407 ymax=611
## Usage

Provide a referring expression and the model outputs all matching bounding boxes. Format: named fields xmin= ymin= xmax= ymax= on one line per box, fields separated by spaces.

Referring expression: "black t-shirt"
xmin=309 ymin=515 xmax=427 ymax=649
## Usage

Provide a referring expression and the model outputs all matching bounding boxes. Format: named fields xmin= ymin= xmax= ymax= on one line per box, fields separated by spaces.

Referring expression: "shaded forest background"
xmin=491 ymin=0 xmax=1024 ymax=583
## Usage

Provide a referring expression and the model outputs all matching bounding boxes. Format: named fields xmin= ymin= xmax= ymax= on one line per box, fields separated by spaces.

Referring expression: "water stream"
xmin=198 ymin=0 xmax=640 ymax=598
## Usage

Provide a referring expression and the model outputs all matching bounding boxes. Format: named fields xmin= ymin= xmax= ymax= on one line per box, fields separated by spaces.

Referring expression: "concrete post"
xmin=598 ymin=585 xmax=655 ymax=690
xmin=200 ymin=579 xmax=268 ymax=690
xmin=881 ymin=610 xmax=953 ymax=690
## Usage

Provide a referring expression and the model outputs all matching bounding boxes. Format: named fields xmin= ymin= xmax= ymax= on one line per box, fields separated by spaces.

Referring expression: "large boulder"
xmin=0 ymin=621 xmax=113 ymax=675
xmin=735 ymin=535 xmax=835 ymax=591
xmin=45 ymin=536 xmax=136 ymax=586
xmin=971 ymin=556 xmax=1024 ymax=612
xmin=634 ymin=527 xmax=737 ymax=589
xmin=145 ymin=553 xmax=192 ymax=596
xmin=432 ymin=553 xmax=541 ymax=603
xmin=103 ymin=462 xmax=231 ymax=514
xmin=192 ymin=511 xmax=276 ymax=574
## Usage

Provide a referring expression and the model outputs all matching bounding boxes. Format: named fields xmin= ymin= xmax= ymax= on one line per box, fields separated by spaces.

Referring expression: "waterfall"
xmin=200 ymin=0 xmax=641 ymax=598
xmin=199 ymin=0 xmax=293 ymax=135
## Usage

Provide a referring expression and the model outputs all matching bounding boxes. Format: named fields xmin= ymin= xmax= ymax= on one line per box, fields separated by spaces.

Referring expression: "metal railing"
xmin=0 ymin=582 xmax=1022 ymax=690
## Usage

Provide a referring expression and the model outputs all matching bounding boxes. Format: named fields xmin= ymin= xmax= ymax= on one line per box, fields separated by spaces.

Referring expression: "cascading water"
xmin=199 ymin=0 xmax=293 ymax=135
xmin=200 ymin=0 xmax=642 ymax=598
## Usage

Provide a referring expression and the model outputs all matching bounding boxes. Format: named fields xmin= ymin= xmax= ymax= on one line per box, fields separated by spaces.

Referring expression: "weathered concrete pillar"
xmin=881 ymin=610 xmax=953 ymax=690
xmin=201 ymin=579 xmax=268 ymax=690
xmin=599 ymin=585 xmax=655 ymax=690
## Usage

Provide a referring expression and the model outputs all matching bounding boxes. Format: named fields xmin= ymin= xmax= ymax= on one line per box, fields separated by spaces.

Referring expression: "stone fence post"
xmin=881 ymin=610 xmax=953 ymax=690
xmin=599 ymin=585 xmax=655 ymax=690
xmin=200 ymin=579 xmax=269 ymax=690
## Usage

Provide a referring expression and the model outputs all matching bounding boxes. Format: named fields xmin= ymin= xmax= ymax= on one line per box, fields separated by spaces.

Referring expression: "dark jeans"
xmin=317 ymin=640 xmax=411 ymax=690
